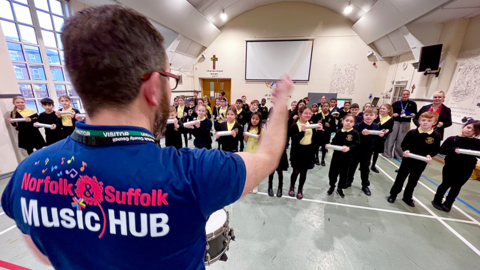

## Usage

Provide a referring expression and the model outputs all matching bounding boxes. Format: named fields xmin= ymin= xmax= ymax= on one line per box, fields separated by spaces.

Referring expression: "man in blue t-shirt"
xmin=1 ymin=6 xmax=293 ymax=270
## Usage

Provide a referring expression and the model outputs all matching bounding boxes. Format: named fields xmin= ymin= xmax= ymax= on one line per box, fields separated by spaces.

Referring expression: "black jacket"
xmin=392 ymin=99 xmax=417 ymax=123
xmin=413 ymin=104 xmax=452 ymax=140
xmin=217 ymin=121 xmax=243 ymax=152
xmin=191 ymin=119 xmax=212 ymax=149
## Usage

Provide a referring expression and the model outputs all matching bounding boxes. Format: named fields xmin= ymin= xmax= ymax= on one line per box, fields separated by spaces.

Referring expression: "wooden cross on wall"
xmin=211 ymin=55 xmax=218 ymax=69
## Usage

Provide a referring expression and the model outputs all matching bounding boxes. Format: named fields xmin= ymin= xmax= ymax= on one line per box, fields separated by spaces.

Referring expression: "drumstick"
xmin=400 ymin=115 xmax=414 ymax=118
xmin=458 ymin=149 xmax=480 ymax=156
xmin=368 ymin=130 xmax=382 ymax=135
xmin=167 ymin=119 xmax=175 ymax=124
xmin=305 ymin=124 xmax=320 ymax=129
xmin=36 ymin=123 xmax=53 ymax=129
xmin=60 ymin=110 xmax=74 ymax=115
xmin=326 ymin=144 xmax=343 ymax=151
xmin=184 ymin=120 xmax=200 ymax=126
xmin=217 ymin=131 xmax=233 ymax=137
xmin=244 ymin=132 xmax=259 ymax=139
xmin=10 ymin=118 xmax=27 ymax=122
xmin=407 ymin=153 xmax=428 ymax=162
xmin=77 ymin=113 xmax=86 ymax=118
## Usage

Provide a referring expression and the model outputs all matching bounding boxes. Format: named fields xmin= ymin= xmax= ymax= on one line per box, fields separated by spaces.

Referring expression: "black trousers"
xmin=269 ymin=168 xmax=283 ymax=188
xmin=433 ymin=163 xmax=473 ymax=207
xmin=182 ymin=132 xmax=188 ymax=147
xmin=329 ymin=157 xmax=351 ymax=189
xmin=347 ymin=150 xmax=373 ymax=187
xmin=390 ymin=158 xmax=427 ymax=200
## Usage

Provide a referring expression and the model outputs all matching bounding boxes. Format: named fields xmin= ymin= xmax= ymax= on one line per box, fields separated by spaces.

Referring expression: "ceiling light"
xmin=220 ymin=10 xmax=227 ymax=21
xmin=344 ymin=2 xmax=353 ymax=14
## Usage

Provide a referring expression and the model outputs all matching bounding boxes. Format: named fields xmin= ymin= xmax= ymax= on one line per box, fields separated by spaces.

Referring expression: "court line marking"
xmin=0 ymin=225 xmax=16 ymax=236
xmin=379 ymin=155 xmax=480 ymax=226
xmin=255 ymin=192 xmax=473 ymax=224
xmin=376 ymin=165 xmax=480 ymax=257
xmin=0 ymin=212 xmax=4 ymax=216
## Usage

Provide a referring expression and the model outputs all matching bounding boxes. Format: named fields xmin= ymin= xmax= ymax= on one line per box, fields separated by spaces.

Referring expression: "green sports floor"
xmin=1 ymin=142 xmax=480 ymax=269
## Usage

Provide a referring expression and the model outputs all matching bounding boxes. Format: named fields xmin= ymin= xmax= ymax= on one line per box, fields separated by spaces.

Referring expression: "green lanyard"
xmin=71 ymin=128 xmax=158 ymax=146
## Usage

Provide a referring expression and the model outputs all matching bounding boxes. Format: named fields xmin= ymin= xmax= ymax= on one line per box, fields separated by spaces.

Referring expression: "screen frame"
xmin=245 ymin=39 xmax=314 ymax=82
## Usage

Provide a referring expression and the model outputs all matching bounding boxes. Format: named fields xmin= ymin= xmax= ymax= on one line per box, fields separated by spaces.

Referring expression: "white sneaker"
xmin=253 ymin=186 xmax=258 ymax=194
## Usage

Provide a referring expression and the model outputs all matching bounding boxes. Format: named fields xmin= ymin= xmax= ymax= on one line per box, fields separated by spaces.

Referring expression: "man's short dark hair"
xmin=330 ymin=98 xmax=337 ymax=101
xmin=62 ymin=6 xmax=166 ymax=117
xmin=40 ymin=98 xmax=54 ymax=105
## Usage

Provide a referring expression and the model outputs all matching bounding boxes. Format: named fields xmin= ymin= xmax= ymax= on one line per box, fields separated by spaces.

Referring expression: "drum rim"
xmin=206 ymin=209 xmax=229 ymax=240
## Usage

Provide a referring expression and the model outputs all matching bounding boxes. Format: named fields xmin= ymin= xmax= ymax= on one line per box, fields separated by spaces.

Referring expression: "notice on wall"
xmin=446 ymin=49 xmax=480 ymax=123
xmin=329 ymin=64 xmax=358 ymax=95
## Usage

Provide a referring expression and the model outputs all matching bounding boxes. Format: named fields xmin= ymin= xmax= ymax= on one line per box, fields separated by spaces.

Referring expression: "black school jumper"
xmin=347 ymin=121 xmax=380 ymax=187
xmin=57 ymin=108 xmax=80 ymax=138
xmin=165 ymin=119 xmax=184 ymax=150
xmin=217 ymin=121 xmax=243 ymax=152
xmin=390 ymin=129 xmax=441 ymax=200
xmin=320 ymin=113 xmax=336 ymax=162
xmin=371 ymin=117 xmax=394 ymax=168
xmin=433 ymin=136 xmax=480 ymax=208
xmin=176 ymin=106 xmax=189 ymax=147
xmin=311 ymin=113 xmax=323 ymax=162
xmin=329 ymin=129 xmax=360 ymax=189
xmin=259 ymin=105 xmax=269 ymax=124
xmin=191 ymin=118 xmax=213 ymax=149
xmin=11 ymin=111 xmax=46 ymax=154
xmin=236 ymin=109 xmax=248 ymax=151
xmin=38 ymin=111 xmax=62 ymax=145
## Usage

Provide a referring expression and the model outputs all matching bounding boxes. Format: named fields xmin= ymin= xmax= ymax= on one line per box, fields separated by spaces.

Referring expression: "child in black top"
xmin=165 ymin=106 xmax=184 ymax=150
xmin=337 ymin=100 xmax=351 ymax=131
xmin=347 ymin=108 xmax=385 ymax=196
xmin=187 ymin=104 xmax=213 ymax=149
xmin=35 ymin=98 xmax=62 ymax=145
xmin=186 ymin=98 xmax=197 ymax=140
xmin=216 ymin=107 xmax=242 ymax=152
xmin=350 ymin=103 xmax=362 ymax=124
xmin=432 ymin=121 xmax=480 ymax=212
xmin=371 ymin=104 xmax=394 ymax=173
xmin=319 ymin=102 xmax=336 ymax=166
xmin=8 ymin=96 xmax=45 ymax=155
xmin=289 ymin=106 xmax=323 ymax=200
xmin=246 ymin=100 xmax=260 ymax=124
xmin=235 ymin=99 xmax=248 ymax=151
xmin=388 ymin=111 xmax=441 ymax=207
xmin=196 ymin=99 xmax=211 ymax=119
xmin=259 ymin=98 xmax=269 ymax=123
xmin=241 ymin=95 xmax=250 ymax=113
xmin=326 ymin=114 xmax=360 ymax=198
xmin=55 ymin=95 xmax=81 ymax=138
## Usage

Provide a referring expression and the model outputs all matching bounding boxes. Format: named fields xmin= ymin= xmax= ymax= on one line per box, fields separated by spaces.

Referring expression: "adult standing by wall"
xmin=384 ymin=90 xmax=417 ymax=159
xmin=413 ymin=91 xmax=452 ymax=140
xmin=1 ymin=6 xmax=293 ymax=269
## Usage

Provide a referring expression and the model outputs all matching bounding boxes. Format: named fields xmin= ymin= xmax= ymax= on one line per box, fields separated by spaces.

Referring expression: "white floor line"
xmin=0 ymin=225 xmax=16 ymax=236
xmin=379 ymin=155 xmax=480 ymax=226
xmin=0 ymin=212 xmax=4 ymax=216
xmin=256 ymin=192 xmax=458 ymax=221
xmin=377 ymin=165 xmax=480 ymax=257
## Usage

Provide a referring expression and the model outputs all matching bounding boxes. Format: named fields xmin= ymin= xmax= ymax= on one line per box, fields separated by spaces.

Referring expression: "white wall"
xmin=194 ymin=2 xmax=391 ymax=107
xmin=383 ymin=15 xmax=480 ymax=139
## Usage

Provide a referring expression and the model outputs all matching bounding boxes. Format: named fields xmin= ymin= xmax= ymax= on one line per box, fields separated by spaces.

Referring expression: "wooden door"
xmin=202 ymin=79 xmax=231 ymax=107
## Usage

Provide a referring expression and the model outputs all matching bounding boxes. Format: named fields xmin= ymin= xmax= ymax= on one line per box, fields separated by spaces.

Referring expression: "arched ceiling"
xmin=188 ymin=0 xmax=378 ymax=28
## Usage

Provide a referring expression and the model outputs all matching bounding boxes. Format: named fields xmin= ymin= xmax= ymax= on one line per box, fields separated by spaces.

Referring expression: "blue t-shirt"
xmin=1 ymin=122 xmax=246 ymax=269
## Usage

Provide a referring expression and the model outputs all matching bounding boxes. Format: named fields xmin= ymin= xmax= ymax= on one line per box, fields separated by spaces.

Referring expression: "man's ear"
xmin=143 ymin=72 xmax=160 ymax=107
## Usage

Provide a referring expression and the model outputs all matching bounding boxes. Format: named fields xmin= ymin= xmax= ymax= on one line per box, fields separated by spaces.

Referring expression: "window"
xmin=9 ymin=51 xmax=18 ymax=60
xmin=1 ymin=0 xmax=77 ymax=113
xmin=32 ymin=68 xmax=40 ymax=79
xmin=14 ymin=67 xmax=23 ymax=79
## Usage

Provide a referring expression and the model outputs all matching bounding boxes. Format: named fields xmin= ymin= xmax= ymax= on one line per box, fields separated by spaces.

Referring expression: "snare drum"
xmin=204 ymin=208 xmax=235 ymax=266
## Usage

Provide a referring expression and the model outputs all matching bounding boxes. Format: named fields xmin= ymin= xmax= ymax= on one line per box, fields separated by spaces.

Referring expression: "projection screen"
xmin=245 ymin=40 xmax=314 ymax=81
